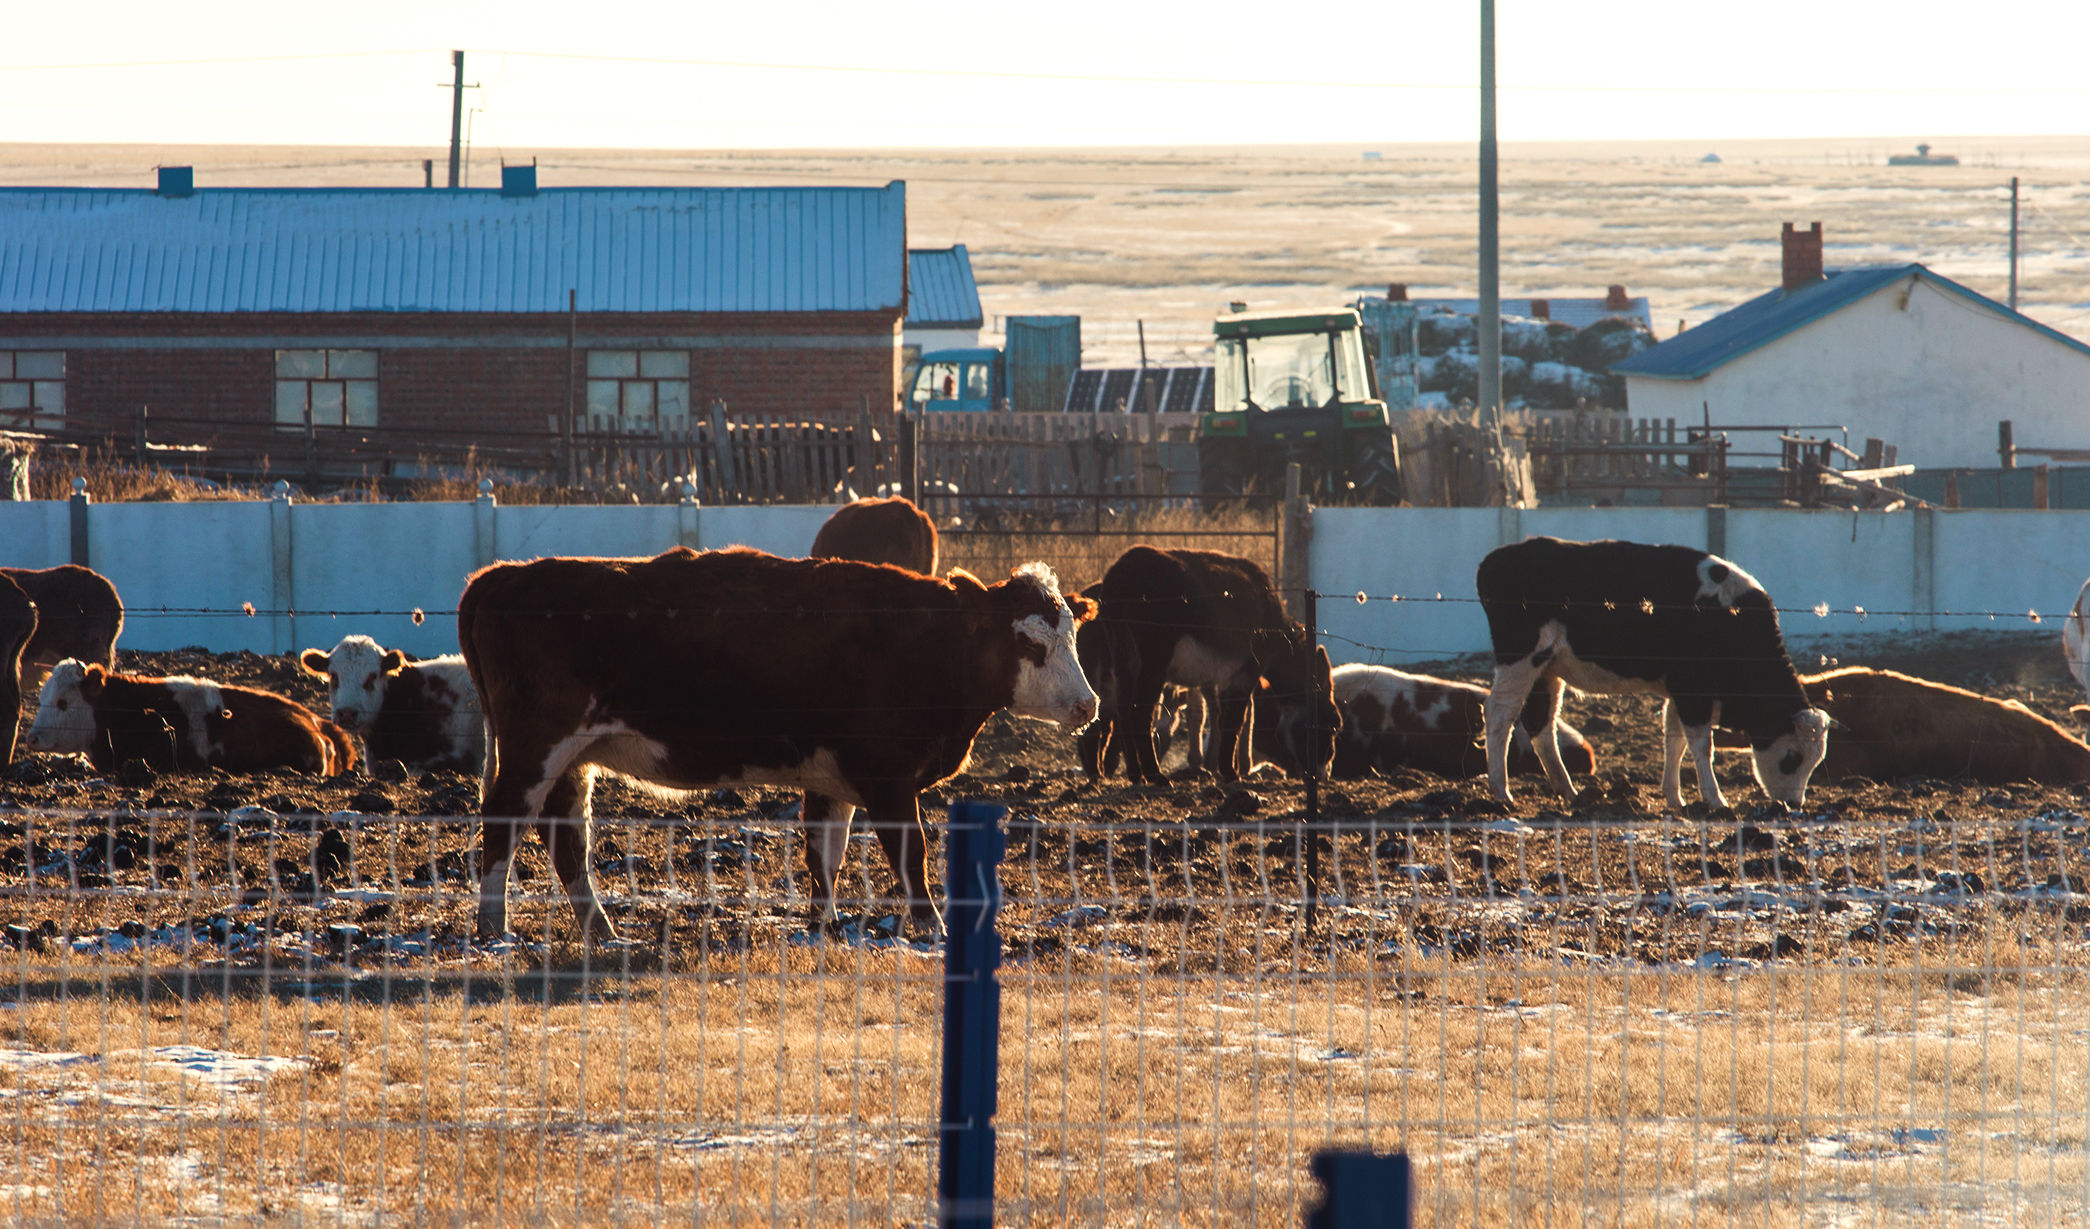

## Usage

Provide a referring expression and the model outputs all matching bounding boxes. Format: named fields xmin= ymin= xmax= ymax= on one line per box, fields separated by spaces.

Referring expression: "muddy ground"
xmin=2 ymin=630 xmax=2087 ymax=974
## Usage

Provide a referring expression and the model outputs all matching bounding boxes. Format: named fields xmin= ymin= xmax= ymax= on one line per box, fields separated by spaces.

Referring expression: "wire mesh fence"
xmin=6 ymin=768 xmax=2090 ymax=1224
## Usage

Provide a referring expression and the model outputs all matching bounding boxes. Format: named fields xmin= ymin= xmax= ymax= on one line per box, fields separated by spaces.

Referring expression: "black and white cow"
xmin=1475 ymin=537 xmax=1829 ymax=809
xmin=297 ymin=635 xmax=484 ymax=772
xmin=2064 ymin=577 xmax=2090 ymax=722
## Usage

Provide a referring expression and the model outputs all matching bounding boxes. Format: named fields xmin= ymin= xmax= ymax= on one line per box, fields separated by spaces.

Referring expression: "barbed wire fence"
xmin=2 ymin=590 xmax=2089 ymax=1223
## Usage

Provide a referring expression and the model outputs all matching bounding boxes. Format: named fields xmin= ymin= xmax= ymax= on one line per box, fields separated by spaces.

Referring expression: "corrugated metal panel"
xmin=906 ymin=245 xmax=983 ymax=328
xmin=0 ymin=184 xmax=907 ymax=314
xmin=1004 ymin=315 xmax=1080 ymax=414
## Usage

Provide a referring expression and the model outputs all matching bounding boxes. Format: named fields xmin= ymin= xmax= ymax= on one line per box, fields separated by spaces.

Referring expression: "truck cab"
xmin=906 ymin=347 xmax=1003 ymax=413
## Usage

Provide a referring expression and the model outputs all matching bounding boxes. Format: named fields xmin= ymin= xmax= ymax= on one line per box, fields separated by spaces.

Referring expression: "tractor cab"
xmin=906 ymin=347 xmax=1002 ymax=413
xmin=1202 ymin=307 xmax=1402 ymax=504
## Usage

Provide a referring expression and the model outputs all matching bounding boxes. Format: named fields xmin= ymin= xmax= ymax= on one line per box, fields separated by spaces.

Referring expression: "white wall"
xmin=1625 ymin=276 xmax=2090 ymax=470
xmin=1312 ymin=505 xmax=2086 ymax=666
xmin=3 ymin=497 xmax=2081 ymax=666
xmin=0 ymin=495 xmax=834 ymax=658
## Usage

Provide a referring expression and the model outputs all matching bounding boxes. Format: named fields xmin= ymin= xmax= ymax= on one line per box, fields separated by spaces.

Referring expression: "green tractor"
xmin=1201 ymin=306 xmax=1404 ymax=506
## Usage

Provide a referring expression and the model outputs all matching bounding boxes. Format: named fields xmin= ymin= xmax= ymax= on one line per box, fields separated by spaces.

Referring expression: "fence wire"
xmin=4 ymin=764 xmax=2088 ymax=1224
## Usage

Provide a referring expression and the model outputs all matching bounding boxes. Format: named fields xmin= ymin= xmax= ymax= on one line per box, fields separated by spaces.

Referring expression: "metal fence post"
xmin=939 ymin=800 xmax=1006 ymax=1229
xmin=68 ymin=477 xmax=90 ymax=567
xmin=472 ymin=479 xmax=497 ymax=570
xmin=1307 ymin=1150 xmax=1413 ymax=1229
xmin=1303 ymin=586 xmax=1322 ymax=933
xmin=268 ymin=480 xmax=294 ymax=654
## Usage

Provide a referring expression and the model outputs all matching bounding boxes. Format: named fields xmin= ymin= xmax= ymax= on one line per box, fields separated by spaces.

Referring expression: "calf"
xmin=1329 ymin=663 xmax=1597 ymax=780
xmin=810 ymin=495 xmax=939 ymax=575
xmin=1 ymin=565 xmax=122 ymax=677
xmin=24 ymin=659 xmax=356 ymax=776
xmin=1476 ymin=537 xmax=1829 ymax=809
xmin=298 ymin=635 xmax=483 ymax=771
xmin=457 ymin=546 xmax=1099 ymax=943
xmin=1801 ymin=666 xmax=2090 ymax=785
xmin=0 ymin=576 xmax=34 ymax=765
xmin=1086 ymin=546 xmax=1338 ymax=783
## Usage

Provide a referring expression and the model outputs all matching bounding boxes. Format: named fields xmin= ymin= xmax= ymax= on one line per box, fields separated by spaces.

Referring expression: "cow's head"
xmin=1750 ymin=706 xmax=1831 ymax=806
xmin=23 ymin=658 xmax=102 ymax=755
xmin=1253 ymin=630 xmax=1342 ymax=777
xmin=969 ymin=563 xmax=1099 ymax=728
xmin=298 ymin=635 xmax=407 ymax=733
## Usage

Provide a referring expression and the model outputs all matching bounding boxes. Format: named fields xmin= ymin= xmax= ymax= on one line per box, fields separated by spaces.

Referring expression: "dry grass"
xmin=3 ymin=920 xmax=2087 ymax=1225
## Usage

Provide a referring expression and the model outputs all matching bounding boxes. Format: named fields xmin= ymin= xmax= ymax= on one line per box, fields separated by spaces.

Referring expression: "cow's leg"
xmin=477 ymin=731 xmax=587 ymax=943
xmin=1207 ymin=686 xmax=1251 ymax=783
xmin=1179 ymin=688 xmax=1208 ymax=775
xmin=863 ymin=791 xmax=943 ymax=939
xmin=1485 ymin=655 xmax=1548 ymax=803
xmin=800 ymin=791 xmax=858 ymax=931
xmin=1520 ymin=677 xmax=1577 ymax=798
xmin=1678 ymin=697 xmax=1726 ymax=810
xmin=537 ymin=768 xmax=616 ymax=943
xmin=1122 ymin=656 xmax=1169 ymax=784
xmin=1077 ymin=720 xmax=1109 ymax=781
xmin=1660 ymin=699 xmax=1690 ymax=811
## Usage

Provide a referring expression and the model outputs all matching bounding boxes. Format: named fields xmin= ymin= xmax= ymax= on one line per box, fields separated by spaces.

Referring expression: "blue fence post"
xmin=939 ymin=800 xmax=1007 ymax=1229
xmin=1307 ymin=1150 xmax=1413 ymax=1229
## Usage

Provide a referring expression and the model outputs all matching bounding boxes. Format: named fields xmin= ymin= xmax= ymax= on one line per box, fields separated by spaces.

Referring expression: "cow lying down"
xmin=1794 ymin=667 xmax=2090 ymax=785
xmin=1330 ymin=664 xmax=1597 ymax=781
xmin=24 ymin=659 xmax=357 ymax=776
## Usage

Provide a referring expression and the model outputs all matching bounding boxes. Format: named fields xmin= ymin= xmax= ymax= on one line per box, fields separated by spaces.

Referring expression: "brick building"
xmin=0 ymin=167 xmax=908 ymax=459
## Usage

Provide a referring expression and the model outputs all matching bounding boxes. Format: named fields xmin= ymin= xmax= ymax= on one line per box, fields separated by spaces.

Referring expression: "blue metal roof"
xmin=906 ymin=245 xmax=982 ymax=328
xmin=1614 ymin=264 xmax=2090 ymax=380
xmin=0 ymin=183 xmax=908 ymax=314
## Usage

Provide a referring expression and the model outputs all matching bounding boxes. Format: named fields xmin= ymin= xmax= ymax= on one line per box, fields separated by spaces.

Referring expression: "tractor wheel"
xmin=1347 ymin=433 xmax=1405 ymax=506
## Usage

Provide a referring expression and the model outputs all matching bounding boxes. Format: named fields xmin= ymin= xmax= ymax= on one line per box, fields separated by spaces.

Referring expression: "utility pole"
xmin=447 ymin=50 xmax=466 ymax=188
xmin=2009 ymin=176 xmax=2020 ymax=311
xmin=1477 ymin=0 xmax=1501 ymax=426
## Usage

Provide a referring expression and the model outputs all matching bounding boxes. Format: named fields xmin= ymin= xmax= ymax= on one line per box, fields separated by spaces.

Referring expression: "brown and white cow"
xmin=1477 ymin=537 xmax=1829 ymax=809
xmin=1799 ymin=666 xmax=2090 ymax=785
xmin=1329 ymin=663 xmax=1598 ymax=781
xmin=1 ymin=565 xmax=122 ymax=678
xmin=1082 ymin=546 xmax=1338 ymax=784
xmin=298 ymin=635 xmax=483 ymax=772
xmin=457 ymin=546 xmax=1099 ymax=943
xmin=0 ymin=575 xmax=35 ymax=765
xmin=24 ymin=659 xmax=356 ymax=777
xmin=810 ymin=495 xmax=939 ymax=575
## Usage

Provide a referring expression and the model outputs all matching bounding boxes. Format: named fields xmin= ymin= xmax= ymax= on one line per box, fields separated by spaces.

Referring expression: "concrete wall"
xmin=2 ymin=498 xmax=2080 ymax=667
xmin=1624 ymin=276 xmax=2090 ymax=470
xmin=1313 ymin=505 xmax=2087 ymax=666
xmin=0 ymin=494 xmax=836 ymax=659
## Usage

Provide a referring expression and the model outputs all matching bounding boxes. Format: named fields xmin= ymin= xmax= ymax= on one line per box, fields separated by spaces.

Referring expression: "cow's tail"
xmin=320 ymin=720 xmax=359 ymax=778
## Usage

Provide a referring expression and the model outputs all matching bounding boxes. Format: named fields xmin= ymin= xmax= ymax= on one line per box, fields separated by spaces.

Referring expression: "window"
xmin=586 ymin=350 xmax=690 ymax=430
xmin=276 ymin=350 xmax=377 ymax=428
xmin=0 ymin=351 xmax=65 ymax=428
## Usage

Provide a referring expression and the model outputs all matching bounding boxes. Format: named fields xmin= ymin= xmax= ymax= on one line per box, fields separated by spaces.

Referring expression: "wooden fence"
xmin=917 ymin=412 xmax=1199 ymax=501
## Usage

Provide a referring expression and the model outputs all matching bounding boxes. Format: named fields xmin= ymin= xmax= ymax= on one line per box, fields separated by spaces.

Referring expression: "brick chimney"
xmin=1386 ymin=282 xmax=1408 ymax=302
xmin=1529 ymin=298 xmax=1550 ymax=320
xmin=1782 ymin=222 xmax=1824 ymax=292
xmin=1604 ymin=285 xmax=1630 ymax=310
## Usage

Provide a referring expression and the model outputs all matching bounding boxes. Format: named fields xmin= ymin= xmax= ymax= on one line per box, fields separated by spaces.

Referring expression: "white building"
xmin=1615 ymin=223 xmax=2090 ymax=469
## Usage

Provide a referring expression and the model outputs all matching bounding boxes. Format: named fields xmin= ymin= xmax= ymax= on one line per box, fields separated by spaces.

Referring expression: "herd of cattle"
xmin=4 ymin=496 xmax=2090 ymax=944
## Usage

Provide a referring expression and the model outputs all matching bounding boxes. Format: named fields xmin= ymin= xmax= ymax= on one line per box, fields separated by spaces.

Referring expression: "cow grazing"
xmin=810 ymin=495 xmax=939 ymax=575
xmin=24 ymin=659 xmax=356 ymax=777
xmin=457 ymin=546 xmax=1099 ymax=943
xmin=2065 ymin=578 xmax=2090 ymax=722
xmin=298 ymin=635 xmax=483 ymax=772
xmin=1084 ymin=546 xmax=1338 ymax=784
xmin=1476 ymin=537 xmax=1829 ymax=809
xmin=1800 ymin=666 xmax=2090 ymax=785
xmin=1329 ymin=663 xmax=1598 ymax=781
xmin=0 ymin=576 xmax=35 ymax=765
xmin=2 ymin=565 xmax=122 ymax=677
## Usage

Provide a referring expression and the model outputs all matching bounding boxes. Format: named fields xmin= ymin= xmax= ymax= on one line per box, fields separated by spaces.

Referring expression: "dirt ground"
xmin=2 ymin=627 xmax=2084 ymax=975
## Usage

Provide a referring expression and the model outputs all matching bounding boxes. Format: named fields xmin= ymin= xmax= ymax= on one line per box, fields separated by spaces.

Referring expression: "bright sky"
xmin=6 ymin=0 xmax=2088 ymax=150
